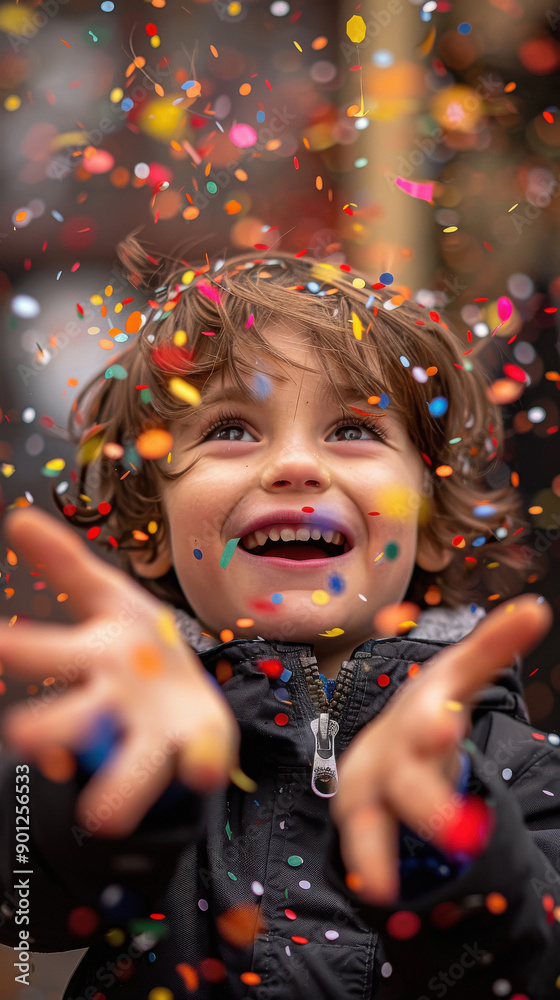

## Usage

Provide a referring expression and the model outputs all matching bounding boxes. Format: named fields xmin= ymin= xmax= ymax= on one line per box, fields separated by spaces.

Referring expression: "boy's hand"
xmin=0 ymin=508 xmax=240 ymax=836
xmin=330 ymin=594 xmax=552 ymax=906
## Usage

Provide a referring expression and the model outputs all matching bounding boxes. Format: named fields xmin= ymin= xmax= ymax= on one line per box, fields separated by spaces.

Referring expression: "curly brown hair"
xmin=59 ymin=234 xmax=531 ymax=616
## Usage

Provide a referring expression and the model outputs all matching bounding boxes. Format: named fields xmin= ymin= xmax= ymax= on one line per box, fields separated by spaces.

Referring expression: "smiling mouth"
xmin=240 ymin=536 xmax=351 ymax=561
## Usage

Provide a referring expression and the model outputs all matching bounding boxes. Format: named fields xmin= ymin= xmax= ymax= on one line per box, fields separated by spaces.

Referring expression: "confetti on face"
xmin=219 ymin=537 xmax=241 ymax=569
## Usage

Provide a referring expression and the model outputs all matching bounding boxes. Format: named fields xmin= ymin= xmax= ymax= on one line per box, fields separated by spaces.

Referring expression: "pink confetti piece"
xmin=395 ymin=177 xmax=434 ymax=202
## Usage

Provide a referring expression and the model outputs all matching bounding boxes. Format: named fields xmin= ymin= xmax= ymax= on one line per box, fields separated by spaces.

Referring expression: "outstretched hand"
xmin=330 ymin=594 xmax=552 ymax=905
xmin=0 ymin=508 xmax=240 ymax=836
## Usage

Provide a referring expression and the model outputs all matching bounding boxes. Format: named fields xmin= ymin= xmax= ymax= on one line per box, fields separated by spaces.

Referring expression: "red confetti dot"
xmin=435 ymin=795 xmax=495 ymax=859
xmin=429 ymin=310 xmax=440 ymax=322
xmin=284 ymin=908 xmax=297 ymax=920
xmin=430 ymin=901 xmax=462 ymax=929
xmin=294 ymin=156 xmax=299 ymax=169
xmin=67 ymin=906 xmax=99 ymax=936
xmin=301 ymin=506 xmax=314 ymax=512
xmin=367 ymin=511 xmax=381 ymax=516
xmin=377 ymin=674 xmax=390 ymax=687
xmin=257 ymin=659 xmax=284 ymax=679
xmin=274 ymin=713 xmax=289 ymax=726
xmin=40 ymin=415 xmax=55 ymax=428
xmin=386 ymin=910 xmax=421 ymax=940
xmin=97 ymin=501 xmax=111 ymax=515
xmin=108 ymin=536 xmax=119 ymax=548
xmin=542 ymin=893 xmax=555 ymax=911
xmin=291 ymin=935 xmax=308 ymax=944
xmin=63 ymin=504 xmax=77 ymax=517
xmin=145 ymin=22 xmax=158 ymax=35
xmin=531 ymin=732 xmax=546 ymax=740
xmin=87 ymin=526 xmax=101 ymax=540
xmin=150 ymin=913 xmax=166 ymax=920
xmin=199 ymin=958 xmax=227 ymax=982
xmin=503 ymin=363 xmax=528 ymax=383
xmin=452 ymin=535 xmax=465 ymax=547
xmin=339 ymin=264 xmax=352 ymax=272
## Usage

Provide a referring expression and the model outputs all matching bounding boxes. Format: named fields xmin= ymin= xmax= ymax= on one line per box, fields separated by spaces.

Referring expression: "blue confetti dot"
xmin=121 ymin=98 xmax=134 ymax=112
xmin=256 ymin=110 xmax=265 ymax=123
xmin=181 ymin=80 xmax=197 ymax=91
xmin=193 ymin=548 xmax=203 ymax=560
xmin=458 ymin=21 xmax=471 ymax=33
xmin=399 ymin=355 xmax=410 ymax=368
xmin=379 ymin=393 xmax=390 ymax=408
xmin=428 ymin=396 xmax=448 ymax=418
xmin=51 ymin=210 xmax=64 ymax=222
xmin=472 ymin=536 xmax=486 ymax=547
xmin=307 ymin=281 xmax=320 ymax=293
xmin=280 ymin=667 xmax=292 ymax=682
xmin=365 ymin=294 xmax=375 ymax=309
xmin=327 ymin=573 xmax=345 ymax=594
xmin=253 ymin=372 xmax=272 ymax=399
xmin=470 ymin=604 xmax=478 ymax=613
xmin=101 ymin=0 xmax=115 ymax=9
xmin=379 ymin=271 xmax=394 ymax=285
xmin=371 ymin=49 xmax=394 ymax=68
xmin=472 ymin=503 xmax=497 ymax=517
xmin=271 ymin=592 xmax=283 ymax=603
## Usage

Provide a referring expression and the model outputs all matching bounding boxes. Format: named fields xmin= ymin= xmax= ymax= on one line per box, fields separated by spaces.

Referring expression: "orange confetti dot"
xmin=132 ymin=529 xmax=150 ymax=541
xmin=345 ymin=871 xmax=364 ymax=893
xmin=224 ymin=200 xmax=242 ymax=215
xmin=425 ymin=366 xmax=438 ymax=376
xmin=6 ymin=549 xmax=17 ymax=566
xmin=240 ymin=972 xmax=262 ymax=986
xmin=125 ymin=311 xmax=143 ymax=333
xmin=239 ymin=83 xmax=252 ymax=96
xmin=373 ymin=602 xmax=420 ymax=637
xmin=183 ymin=206 xmax=200 ymax=221
xmin=199 ymin=958 xmax=227 ymax=982
xmin=528 ymin=505 xmax=543 ymax=514
xmin=311 ymin=35 xmax=328 ymax=49
xmin=210 ymin=44 xmax=218 ymax=57
xmin=220 ymin=628 xmax=234 ymax=642
xmin=215 ymin=659 xmax=234 ymax=684
xmin=175 ymin=964 xmax=199 ymax=992
xmin=407 ymin=662 xmax=421 ymax=678
xmin=435 ymin=465 xmax=453 ymax=478
xmin=486 ymin=891 xmax=507 ymax=914
xmin=511 ymin=471 xmax=520 ymax=487
xmin=216 ymin=903 xmax=266 ymax=949
xmin=235 ymin=618 xmax=254 ymax=628
xmin=132 ymin=643 xmax=164 ymax=676
xmin=504 ymin=81 xmax=516 ymax=92
xmin=424 ymin=584 xmax=441 ymax=606
xmin=67 ymin=377 xmax=79 ymax=387
xmin=154 ymin=83 xmax=165 ymax=97
xmin=136 ymin=428 xmax=173 ymax=459
xmin=56 ymin=593 xmax=69 ymax=602
xmin=98 ymin=339 xmax=114 ymax=351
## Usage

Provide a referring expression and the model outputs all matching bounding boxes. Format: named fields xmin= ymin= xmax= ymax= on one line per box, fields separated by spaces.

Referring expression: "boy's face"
xmin=155 ymin=325 xmax=445 ymax=665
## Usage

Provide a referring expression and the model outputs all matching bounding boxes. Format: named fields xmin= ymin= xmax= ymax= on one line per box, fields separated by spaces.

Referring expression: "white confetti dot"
xmin=492 ymin=979 xmax=511 ymax=996
xmin=251 ymin=881 xmax=264 ymax=896
xmin=198 ymin=898 xmax=208 ymax=911
xmin=543 ymin=789 xmax=554 ymax=796
xmin=358 ymin=594 xmax=368 ymax=601
xmin=285 ymin=944 xmax=291 ymax=956
xmin=548 ymin=733 xmax=560 ymax=745
xmin=501 ymin=768 xmax=512 ymax=780
xmin=324 ymin=930 xmax=339 ymax=941
xmin=22 ymin=407 xmax=35 ymax=423
xmin=299 ymin=880 xmax=311 ymax=890
xmin=381 ymin=962 xmax=393 ymax=978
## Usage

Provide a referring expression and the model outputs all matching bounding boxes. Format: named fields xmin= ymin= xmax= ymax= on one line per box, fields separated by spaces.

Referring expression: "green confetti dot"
xmin=227 ymin=871 xmax=237 ymax=880
xmin=385 ymin=541 xmax=399 ymax=560
xmin=287 ymin=855 xmax=303 ymax=867
xmin=140 ymin=388 xmax=152 ymax=404
xmin=220 ymin=537 xmax=241 ymax=569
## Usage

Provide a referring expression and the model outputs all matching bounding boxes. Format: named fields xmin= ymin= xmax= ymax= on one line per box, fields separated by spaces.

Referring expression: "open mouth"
xmin=240 ymin=525 xmax=352 ymax=561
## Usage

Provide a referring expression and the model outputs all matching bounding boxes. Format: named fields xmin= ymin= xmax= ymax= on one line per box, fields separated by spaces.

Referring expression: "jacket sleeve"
xmin=0 ymin=749 xmax=207 ymax=953
xmin=325 ymin=710 xmax=560 ymax=1000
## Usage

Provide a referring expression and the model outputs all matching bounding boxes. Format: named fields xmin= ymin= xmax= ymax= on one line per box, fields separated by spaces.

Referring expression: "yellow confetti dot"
xmin=505 ymin=603 xmax=515 ymax=613
xmin=173 ymin=329 xmax=187 ymax=346
xmin=508 ymin=203 xmax=518 ymax=212
xmin=311 ymin=589 xmax=330 ymax=605
xmin=168 ymin=377 xmax=201 ymax=406
xmin=443 ymin=226 xmax=458 ymax=233
xmin=87 ymin=326 xmax=100 ymax=336
xmin=346 ymin=14 xmax=366 ymax=43
xmin=105 ymin=927 xmax=126 ymax=947
xmin=4 ymin=95 xmax=22 ymax=112
xmin=352 ymin=312 xmax=364 ymax=340
xmin=230 ymin=766 xmax=257 ymax=793
xmin=318 ymin=627 xmax=345 ymax=637
xmin=56 ymin=593 xmax=69 ymax=602
xmin=45 ymin=458 xmax=65 ymax=472
xmin=374 ymin=552 xmax=384 ymax=563
xmin=445 ymin=700 xmax=463 ymax=712
xmin=293 ymin=40 xmax=302 ymax=52
xmin=147 ymin=520 xmax=158 ymax=534
xmin=157 ymin=608 xmax=181 ymax=646
xmin=148 ymin=989 xmax=173 ymax=1000
xmin=105 ymin=285 xmax=113 ymax=297
xmin=109 ymin=88 xmax=124 ymax=103
xmin=352 ymin=277 xmax=366 ymax=289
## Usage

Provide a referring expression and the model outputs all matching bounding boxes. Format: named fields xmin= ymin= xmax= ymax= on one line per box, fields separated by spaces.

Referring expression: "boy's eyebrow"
xmin=197 ymin=383 xmax=381 ymax=411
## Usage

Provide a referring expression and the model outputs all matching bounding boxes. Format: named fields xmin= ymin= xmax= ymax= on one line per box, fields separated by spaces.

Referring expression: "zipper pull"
xmin=310 ymin=713 xmax=339 ymax=798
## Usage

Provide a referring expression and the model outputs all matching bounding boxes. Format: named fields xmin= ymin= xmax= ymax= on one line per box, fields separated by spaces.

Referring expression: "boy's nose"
xmin=262 ymin=453 xmax=331 ymax=492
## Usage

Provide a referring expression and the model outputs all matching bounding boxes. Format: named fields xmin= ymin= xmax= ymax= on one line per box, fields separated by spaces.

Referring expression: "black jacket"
xmin=1 ymin=606 xmax=560 ymax=1000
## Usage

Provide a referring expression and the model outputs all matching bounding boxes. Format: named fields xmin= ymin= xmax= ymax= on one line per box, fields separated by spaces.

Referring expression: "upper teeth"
xmin=243 ymin=524 xmax=345 ymax=550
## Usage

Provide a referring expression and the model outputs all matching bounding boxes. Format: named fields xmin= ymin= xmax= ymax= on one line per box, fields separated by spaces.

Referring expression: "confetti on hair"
xmin=168 ymin=377 xmax=201 ymax=406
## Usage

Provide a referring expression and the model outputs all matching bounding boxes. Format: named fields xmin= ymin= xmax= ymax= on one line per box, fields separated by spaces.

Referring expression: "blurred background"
xmin=0 ymin=0 xmax=559 ymax=994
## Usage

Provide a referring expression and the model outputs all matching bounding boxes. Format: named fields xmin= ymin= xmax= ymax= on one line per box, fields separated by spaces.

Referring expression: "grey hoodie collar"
xmin=173 ymin=603 xmax=486 ymax=657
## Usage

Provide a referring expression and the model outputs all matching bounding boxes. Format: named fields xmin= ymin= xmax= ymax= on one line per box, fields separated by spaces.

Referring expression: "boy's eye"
xmin=211 ymin=422 xmax=252 ymax=442
xmin=202 ymin=415 xmax=387 ymax=444
xmin=328 ymin=423 xmax=385 ymax=442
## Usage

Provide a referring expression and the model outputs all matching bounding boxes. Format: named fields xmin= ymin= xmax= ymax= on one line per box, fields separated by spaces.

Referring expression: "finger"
xmin=3 ymin=507 xmax=146 ymax=620
xmin=338 ymin=802 xmax=399 ymax=906
xmin=177 ymin=727 xmax=239 ymax=792
xmin=76 ymin=732 xmax=176 ymax=837
xmin=0 ymin=619 xmax=91 ymax=679
xmin=1 ymin=682 xmax=105 ymax=753
xmin=421 ymin=594 xmax=552 ymax=704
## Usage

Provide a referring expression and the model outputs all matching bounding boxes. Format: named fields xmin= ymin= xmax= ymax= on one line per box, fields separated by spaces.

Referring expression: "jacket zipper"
xmin=304 ymin=659 xmax=355 ymax=799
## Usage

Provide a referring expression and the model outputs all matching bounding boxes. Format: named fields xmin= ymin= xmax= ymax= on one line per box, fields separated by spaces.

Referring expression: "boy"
xmin=0 ymin=244 xmax=558 ymax=999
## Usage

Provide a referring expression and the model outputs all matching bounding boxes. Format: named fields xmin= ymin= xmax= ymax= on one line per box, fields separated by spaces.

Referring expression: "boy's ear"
xmin=127 ymin=537 xmax=173 ymax=579
xmin=416 ymin=530 xmax=453 ymax=573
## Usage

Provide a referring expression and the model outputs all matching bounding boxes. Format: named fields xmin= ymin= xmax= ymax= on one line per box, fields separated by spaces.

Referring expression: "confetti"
xmin=220 ymin=538 xmax=241 ymax=569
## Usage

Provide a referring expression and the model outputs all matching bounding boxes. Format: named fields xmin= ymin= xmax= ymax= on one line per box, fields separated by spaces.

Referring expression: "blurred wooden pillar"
xmin=338 ymin=0 xmax=432 ymax=293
